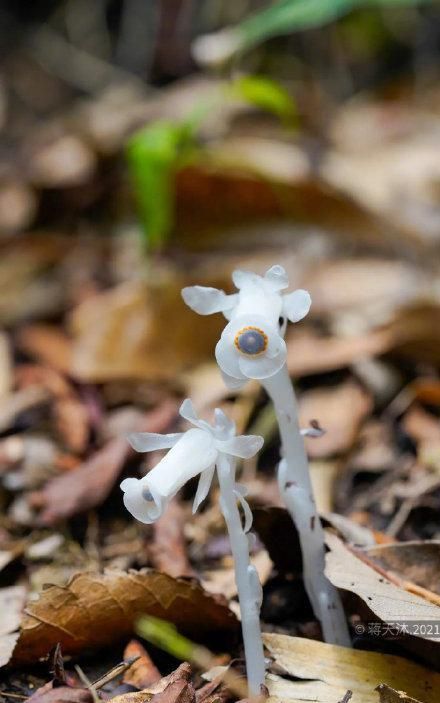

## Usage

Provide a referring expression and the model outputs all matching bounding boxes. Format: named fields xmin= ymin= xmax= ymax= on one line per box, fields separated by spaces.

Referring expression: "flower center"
xmin=234 ymin=326 xmax=268 ymax=356
xmin=142 ymin=487 xmax=154 ymax=502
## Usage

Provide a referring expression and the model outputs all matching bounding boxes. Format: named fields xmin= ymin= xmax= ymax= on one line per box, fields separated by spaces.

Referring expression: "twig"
xmin=91 ymin=657 xmax=140 ymax=690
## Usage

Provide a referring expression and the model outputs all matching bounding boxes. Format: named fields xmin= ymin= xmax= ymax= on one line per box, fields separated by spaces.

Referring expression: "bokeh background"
xmin=1 ymin=0 xmax=440 ymax=660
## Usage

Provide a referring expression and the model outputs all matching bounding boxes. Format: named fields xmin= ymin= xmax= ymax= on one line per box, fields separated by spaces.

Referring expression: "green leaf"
xmin=229 ymin=75 xmax=297 ymax=126
xmin=126 ymin=120 xmax=197 ymax=251
xmin=194 ymin=0 xmax=431 ymax=62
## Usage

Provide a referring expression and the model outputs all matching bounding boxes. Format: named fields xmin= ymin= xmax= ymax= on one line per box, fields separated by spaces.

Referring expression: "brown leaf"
xmin=0 ymin=385 xmax=50 ymax=433
xmin=11 ymin=570 xmax=237 ymax=665
xmin=52 ymin=396 xmax=90 ymax=454
xmin=286 ymin=328 xmax=392 ymax=378
xmin=0 ymin=331 xmax=12 ymax=398
xmin=29 ymin=400 xmax=177 ymax=525
xmin=29 ymin=436 xmax=129 ymax=525
xmin=299 ymin=380 xmax=373 ymax=458
xmin=325 ymin=533 xmax=440 ymax=641
xmin=361 ymin=542 xmax=440 ymax=601
xmin=16 ymin=325 xmax=72 ymax=375
xmin=375 ymin=683 xmax=425 ymax=703
xmin=150 ymin=500 xmax=195 ymax=579
xmin=123 ymin=640 xmax=161 ymax=689
xmin=302 ymin=259 xmax=419 ymax=316
xmin=69 ymin=280 xmax=225 ymax=382
xmin=264 ymin=632 xmax=440 ymax=703
xmin=0 ymin=585 xmax=27 ymax=668
xmin=28 ymin=687 xmax=93 ymax=703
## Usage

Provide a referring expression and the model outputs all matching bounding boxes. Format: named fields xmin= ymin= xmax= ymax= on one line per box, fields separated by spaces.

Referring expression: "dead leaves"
xmin=325 ymin=534 xmax=440 ymax=641
xmin=10 ymin=569 xmax=238 ymax=665
xmin=0 ymin=585 xmax=27 ymax=668
xmin=299 ymin=380 xmax=372 ymax=458
xmin=69 ymin=280 xmax=225 ymax=382
xmin=264 ymin=633 xmax=440 ymax=703
xmin=29 ymin=400 xmax=177 ymax=525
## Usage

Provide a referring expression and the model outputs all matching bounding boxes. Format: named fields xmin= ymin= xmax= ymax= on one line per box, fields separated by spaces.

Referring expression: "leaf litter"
xmin=0 ymin=16 xmax=440 ymax=703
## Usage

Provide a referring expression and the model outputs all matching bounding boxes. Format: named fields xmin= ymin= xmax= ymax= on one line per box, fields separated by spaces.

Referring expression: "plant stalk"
xmin=262 ymin=364 xmax=350 ymax=646
xmin=216 ymin=453 xmax=266 ymax=695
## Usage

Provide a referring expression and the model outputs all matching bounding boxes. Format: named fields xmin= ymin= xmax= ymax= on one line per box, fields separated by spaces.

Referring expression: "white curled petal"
xmin=214 ymin=408 xmax=236 ymax=438
xmin=179 ymin=399 xmax=212 ymax=433
xmin=264 ymin=265 xmax=289 ymax=291
xmin=127 ymin=432 xmax=183 ymax=453
xmin=216 ymin=434 xmax=263 ymax=459
xmin=220 ymin=369 xmax=248 ymax=390
xmin=282 ymin=289 xmax=311 ymax=322
xmin=120 ymin=478 xmax=164 ymax=524
xmin=234 ymin=485 xmax=253 ymax=533
xmin=181 ymin=286 xmax=234 ymax=315
xmin=146 ymin=428 xmax=217 ymax=499
xmin=215 ymin=337 xmax=243 ymax=379
xmin=232 ymin=269 xmax=260 ymax=289
xmin=192 ymin=464 xmax=215 ymax=513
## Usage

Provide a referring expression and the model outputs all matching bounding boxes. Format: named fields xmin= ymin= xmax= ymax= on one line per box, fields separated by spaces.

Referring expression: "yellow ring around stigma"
xmin=234 ymin=326 xmax=268 ymax=356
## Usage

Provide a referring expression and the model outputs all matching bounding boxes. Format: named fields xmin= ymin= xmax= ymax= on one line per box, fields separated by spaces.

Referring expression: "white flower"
xmin=120 ymin=399 xmax=263 ymax=524
xmin=182 ymin=265 xmax=311 ymax=386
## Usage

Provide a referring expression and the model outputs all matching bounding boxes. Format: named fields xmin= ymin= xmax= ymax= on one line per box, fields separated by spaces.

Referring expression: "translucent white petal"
xmin=146 ymin=428 xmax=217 ymax=498
xmin=181 ymin=286 xmax=234 ymax=315
xmin=178 ymin=398 xmax=208 ymax=432
xmin=232 ymin=269 xmax=260 ymax=289
xmin=282 ymin=289 xmax=311 ymax=323
xmin=234 ymin=486 xmax=253 ymax=533
xmin=220 ymin=369 xmax=248 ymax=390
xmin=233 ymin=285 xmax=282 ymax=323
xmin=264 ymin=265 xmax=289 ymax=291
xmin=192 ymin=464 xmax=215 ymax=513
xmin=216 ymin=434 xmax=263 ymax=459
xmin=127 ymin=432 xmax=183 ymax=453
xmin=120 ymin=478 xmax=164 ymax=524
xmin=239 ymin=351 xmax=285 ymax=379
xmin=215 ymin=337 xmax=243 ymax=379
xmin=214 ymin=408 xmax=236 ymax=438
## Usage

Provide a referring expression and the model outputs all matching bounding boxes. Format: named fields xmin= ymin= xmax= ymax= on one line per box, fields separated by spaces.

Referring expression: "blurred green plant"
xmin=126 ymin=75 xmax=296 ymax=251
xmin=193 ymin=0 xmax=431 ymax=63
xmin=229 ymin=75 xmax=296 ymax=126
xmin=126 ymin=119 xmax=198 ymax=251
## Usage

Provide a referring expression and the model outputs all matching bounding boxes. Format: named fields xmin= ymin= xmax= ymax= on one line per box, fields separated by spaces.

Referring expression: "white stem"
xmin=216 ymin=453 xmax=266 ymax=696
xmin=262 ymin=364 xmax=350 ymax=647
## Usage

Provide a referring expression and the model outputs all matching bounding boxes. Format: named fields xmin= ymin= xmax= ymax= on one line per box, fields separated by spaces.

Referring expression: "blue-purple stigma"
xmin=235 ymin=327 xmax=267 ymax=356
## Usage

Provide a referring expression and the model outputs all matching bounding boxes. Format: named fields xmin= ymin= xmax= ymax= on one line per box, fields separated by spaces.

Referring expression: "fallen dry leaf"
xmin=0 ymin=585 xmax=27 ymax=668
xmin=30 ymin=400 xmax=177 ymax=525
xmin=69 ymin=280 xmax=225 ymax=382
xmin=10 ymin=569 xmax=237 ymax=665
xmin=123 ymin=640 xmax=161 ymax=689
xmin=0 ymin=331 xmax=12 ymax=398
xmin=150 ymin=499 xmax=195 ymax=579
xmin=361 ymin=542 xmax=440 ymax=602
xmin=286 ymin=328 xmax=392 ymax=378
xmin=16 ymin=324 xmax=72 ymax=375
xmin=29 ymin=436 xmax=129 ymax=525
xmin=299 ymin=380 xmax=372 ymax=458
xmin=264 ymin=633 xmax=440 ymax=703
xmin=0 ymin=385 xmax=50 ymax=433
xmin=302 ymin=259 xmax=420 ymax=317
xmin=28 ymin=687 xmax=93 ymax=703
xmin=375 ymin=683 xmax=426 ymax=703
xmin=325 ymin=533 xmax=440 ymax=641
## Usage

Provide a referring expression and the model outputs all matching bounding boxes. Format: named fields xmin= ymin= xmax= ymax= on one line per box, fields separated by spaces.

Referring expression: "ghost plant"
xmin=121 ymin=399 xmax=266 ymax=695
xmin=182 ymin=266 xmax=350 ymax=646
